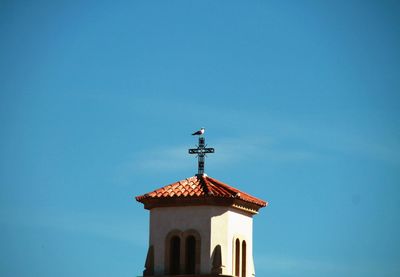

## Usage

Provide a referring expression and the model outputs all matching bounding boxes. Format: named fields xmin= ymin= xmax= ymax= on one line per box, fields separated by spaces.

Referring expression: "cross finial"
xmin=188 ymin=129 xmax=214 ymax=176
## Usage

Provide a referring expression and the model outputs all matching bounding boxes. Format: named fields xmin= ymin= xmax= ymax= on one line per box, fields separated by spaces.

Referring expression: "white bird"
xmin=192 ymin=127 xmax=205 ymax=136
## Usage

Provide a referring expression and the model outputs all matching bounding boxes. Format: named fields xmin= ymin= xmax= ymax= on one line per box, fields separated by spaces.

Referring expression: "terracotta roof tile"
xmin=136 ymin=175 xmax=267 ymax=208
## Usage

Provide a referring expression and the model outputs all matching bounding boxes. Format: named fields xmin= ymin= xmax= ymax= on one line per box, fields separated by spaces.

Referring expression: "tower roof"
xmin=136 ymin=175 xmax=267 ymax=213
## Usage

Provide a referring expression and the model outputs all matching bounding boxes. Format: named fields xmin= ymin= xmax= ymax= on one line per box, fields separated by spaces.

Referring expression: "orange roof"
xmin=136 ymin=175 xmax=267 ymax=210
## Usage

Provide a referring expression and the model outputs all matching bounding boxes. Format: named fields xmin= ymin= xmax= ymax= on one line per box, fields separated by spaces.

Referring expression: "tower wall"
xmin=210 ymin=208 xmax=254 ymax=277
xmin=149 ymin=205 xmax=255 ymax=277
xmin=150 ymin=206 xmax=221 ymax=275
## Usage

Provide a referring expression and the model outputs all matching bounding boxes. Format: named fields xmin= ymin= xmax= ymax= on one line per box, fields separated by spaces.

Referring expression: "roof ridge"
xmin=206 ymin=176 xmax=241 ymax=194
xmin=204 ymin=177 xmax=233 ymax=197
xmin=206 ymin=176 xmax=267 ymax=206
xmin=197 ymin=175 xmax=213 ymax=196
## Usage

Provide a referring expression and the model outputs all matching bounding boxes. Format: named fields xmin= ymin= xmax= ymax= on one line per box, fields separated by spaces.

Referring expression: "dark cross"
xmin=188 ymin=136 xmax=215 ymax=175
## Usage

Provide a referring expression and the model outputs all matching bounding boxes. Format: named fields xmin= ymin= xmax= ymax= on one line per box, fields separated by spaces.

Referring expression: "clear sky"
xmin=1 ymin=1 xmax=399 ymax=276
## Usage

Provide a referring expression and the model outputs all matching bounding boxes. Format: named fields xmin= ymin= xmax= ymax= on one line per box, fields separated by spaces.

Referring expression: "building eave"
xmin=136 ymin=196 xmax=265 ymax=214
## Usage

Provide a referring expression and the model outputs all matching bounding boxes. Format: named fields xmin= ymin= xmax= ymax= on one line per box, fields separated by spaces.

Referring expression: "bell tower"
xmin=135 ymin=131 xmax=267 ymax=277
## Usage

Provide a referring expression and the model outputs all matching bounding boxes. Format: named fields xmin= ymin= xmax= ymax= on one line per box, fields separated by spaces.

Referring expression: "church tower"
xmin=135 ymin=132 xmax=267 ymax=277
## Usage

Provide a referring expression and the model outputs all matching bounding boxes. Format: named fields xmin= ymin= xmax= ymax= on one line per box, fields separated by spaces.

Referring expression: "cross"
xmin=188 ymin=136 xmax=215 ymax=175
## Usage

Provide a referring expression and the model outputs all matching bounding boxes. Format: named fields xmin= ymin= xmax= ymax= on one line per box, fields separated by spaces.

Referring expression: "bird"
xmin=192 ymin=127 xmax=205 ymax=136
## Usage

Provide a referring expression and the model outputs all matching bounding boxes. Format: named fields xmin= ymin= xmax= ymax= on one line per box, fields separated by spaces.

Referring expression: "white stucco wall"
xmin=150 ymin=206 xmax=218 ymax=274
xmin=149 ymin=206 xmax=254 ymax=276
xmin=210 ymin=208 xmax=254 ymax=277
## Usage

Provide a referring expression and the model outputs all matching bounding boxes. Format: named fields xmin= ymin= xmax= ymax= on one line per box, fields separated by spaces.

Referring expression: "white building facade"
xmin=136 ymin=175 xmax=267 ymax=277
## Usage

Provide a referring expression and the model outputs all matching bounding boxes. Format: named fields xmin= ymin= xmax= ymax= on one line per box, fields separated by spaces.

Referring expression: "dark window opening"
xmin=235 ymin=239 xmax=240 ymax=276
xmin=170 ymin=236 xmax=180 ymax=275
xmin=241 ymin=241 xmax=246 ymax=277
xmin=185 ymin=236 xmax=196 ymax=274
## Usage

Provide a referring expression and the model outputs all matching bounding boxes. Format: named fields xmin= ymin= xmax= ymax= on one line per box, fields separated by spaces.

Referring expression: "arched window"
xmin=185 ymin=235 xmax=196 ymax=274
xmin=165 ymin=230 xmax=201 ymax=275
xmin=235 ymin=239 xmax=240 ymax=276
xmin=241 ymin=241 xmax=246 ymax=277
xmin=169 ymin=236 xmax=180 ymax=275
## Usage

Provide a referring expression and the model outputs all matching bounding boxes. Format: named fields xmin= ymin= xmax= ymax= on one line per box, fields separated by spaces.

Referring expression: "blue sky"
xmin=1 ymin=1 xmax=399 ymax=276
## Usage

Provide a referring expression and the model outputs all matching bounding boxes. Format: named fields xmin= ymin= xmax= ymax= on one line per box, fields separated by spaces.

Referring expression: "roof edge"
xmin=135 ymin=175 xmax=268 ymax=209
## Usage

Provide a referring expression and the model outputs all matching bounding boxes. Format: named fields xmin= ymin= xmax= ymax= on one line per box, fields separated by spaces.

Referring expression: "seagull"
xmin=192 ymin=127 xmax=205 ymax=136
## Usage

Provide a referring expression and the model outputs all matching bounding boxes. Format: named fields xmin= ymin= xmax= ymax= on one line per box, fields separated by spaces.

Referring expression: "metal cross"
xmin=188 ymin=136 xmax=215 ymax=175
